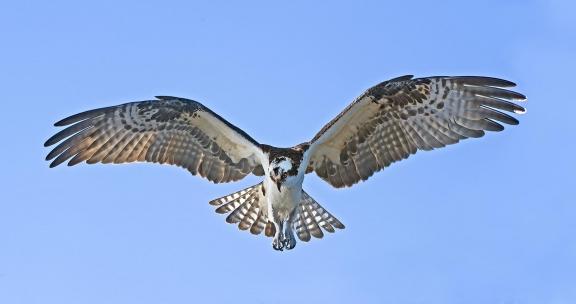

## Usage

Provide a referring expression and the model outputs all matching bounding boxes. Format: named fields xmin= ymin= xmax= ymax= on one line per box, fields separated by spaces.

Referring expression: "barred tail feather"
xmin=209 ymin=183 xmax=274 ymax=236
xmin=294 ymin=191 xmax=345 ymax=242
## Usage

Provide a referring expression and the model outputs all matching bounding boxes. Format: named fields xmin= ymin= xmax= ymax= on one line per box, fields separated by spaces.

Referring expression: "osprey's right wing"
xmin=45 ymin=96 xmax=266 ymax=183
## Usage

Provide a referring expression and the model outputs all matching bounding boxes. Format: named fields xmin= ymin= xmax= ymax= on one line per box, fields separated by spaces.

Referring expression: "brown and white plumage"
xmin=208 ymin=183 xmax=344 ymax=243
xmin=45 ymin=75 xmax=526 ymax=251
xmin=293 ymin=191 xmax=345 ymax=242
xmin=306 ymin=75 xmax=526 ymax=188
xmin=45 ymin=96 xmax=265 ymax=183
xmin=209 ymin=183 xmax=273 ymax=236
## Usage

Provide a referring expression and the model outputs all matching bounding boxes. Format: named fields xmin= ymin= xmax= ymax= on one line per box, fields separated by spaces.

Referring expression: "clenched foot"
xmin=283 ymin=228 xmax=296 ymax=250
xmin=271 ymin=222 xmax=297 ymax=251
xmin=272 ymin=237 xmax=284 ymax=251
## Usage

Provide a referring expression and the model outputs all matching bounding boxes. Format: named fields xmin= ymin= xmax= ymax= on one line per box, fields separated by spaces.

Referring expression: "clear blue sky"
xmin=1 ymin=0 xmax=574 ymax=303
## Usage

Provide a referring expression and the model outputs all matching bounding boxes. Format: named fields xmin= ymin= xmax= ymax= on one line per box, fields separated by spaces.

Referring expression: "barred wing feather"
xmin=307 ymin=75 xmax=526 ymax=188
xmin=45 ymin=96 xmax=265 ymax=183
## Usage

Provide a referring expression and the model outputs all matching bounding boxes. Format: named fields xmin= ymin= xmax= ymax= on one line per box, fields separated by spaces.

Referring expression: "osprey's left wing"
xmin=306 ymin=75 xmax=526 ymax=188
xmin=45 ymin=96 xmax=265 ymax=183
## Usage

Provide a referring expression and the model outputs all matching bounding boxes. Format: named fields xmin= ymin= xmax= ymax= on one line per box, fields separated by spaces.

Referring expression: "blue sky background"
xmin=1 ymin=0 xmax=575 ymax=303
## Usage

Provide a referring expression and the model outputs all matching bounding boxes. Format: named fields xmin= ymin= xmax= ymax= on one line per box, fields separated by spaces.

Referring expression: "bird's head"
xmin=269 ymin=156 xmax=298 ymax=192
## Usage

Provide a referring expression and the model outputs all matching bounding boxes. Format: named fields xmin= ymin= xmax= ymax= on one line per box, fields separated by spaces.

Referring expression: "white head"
xmin=269 ymin=156 xmax=299 ymax=192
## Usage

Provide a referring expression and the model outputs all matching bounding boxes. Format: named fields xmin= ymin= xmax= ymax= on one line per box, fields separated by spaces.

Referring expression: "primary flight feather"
xmin=45 ymin=75 xmax=526 ymax=251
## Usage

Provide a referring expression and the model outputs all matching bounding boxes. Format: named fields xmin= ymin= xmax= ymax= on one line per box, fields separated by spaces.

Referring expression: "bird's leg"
xmin=272 ymin=221 xmax=284 ymax=251
xmin=283 ymin=224 xmax=296 ymax=250
xmin=283 ymin=211 xmax=297 ymax=250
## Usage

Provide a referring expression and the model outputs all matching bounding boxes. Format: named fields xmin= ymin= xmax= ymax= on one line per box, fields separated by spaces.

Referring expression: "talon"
xmin=283 ymin=233 xmax=296 ymax=250
xmin=281 ymin=223 xmax=297 ymax=250
xmin=272 ymin=238 xmax=284 ymax=251
xmin=284 ymin=239 xmax=295 ymax=250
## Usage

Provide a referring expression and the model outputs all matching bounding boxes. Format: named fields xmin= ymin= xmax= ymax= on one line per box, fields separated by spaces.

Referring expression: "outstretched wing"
xmin=45 ymin=96 xmax=265 ymax=183
xmin=306 ymin=75 xmax=526 ymax=188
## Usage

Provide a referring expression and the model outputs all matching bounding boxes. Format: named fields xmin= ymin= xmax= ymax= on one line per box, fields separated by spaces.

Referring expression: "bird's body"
xmin=45 ymin=75 xmax=526 ymax=251
xmin=261 ymin=145 xmax=309 ymax=250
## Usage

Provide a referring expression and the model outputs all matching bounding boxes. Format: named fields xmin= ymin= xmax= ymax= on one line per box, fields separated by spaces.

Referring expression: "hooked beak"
xmin=271 ymin=175 xmax=282 ymax=192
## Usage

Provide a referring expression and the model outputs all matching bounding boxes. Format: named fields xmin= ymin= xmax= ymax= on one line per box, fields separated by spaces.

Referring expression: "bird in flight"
xmin=45 ymin=75 xmax=526 ymax=251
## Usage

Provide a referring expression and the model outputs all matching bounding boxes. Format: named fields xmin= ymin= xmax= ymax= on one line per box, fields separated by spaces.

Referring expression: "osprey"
xmin=44 ymin=75 xmax=526 ymax=251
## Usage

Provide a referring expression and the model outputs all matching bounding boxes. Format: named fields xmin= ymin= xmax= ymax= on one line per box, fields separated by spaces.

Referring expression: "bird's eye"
xmin=282 ymin=172 xmax=287 ymax=178
xmin=273 ymin=167 xmax=279 ymax=175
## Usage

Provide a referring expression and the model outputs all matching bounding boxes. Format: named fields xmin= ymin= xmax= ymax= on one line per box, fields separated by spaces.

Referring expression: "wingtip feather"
xmin=53 ymin=107 xmax=112 ymax=127
xmin=454 ymin=76 xmax=518 ymax=88
xmin=514 ymin=108 xmax=527 ymax=114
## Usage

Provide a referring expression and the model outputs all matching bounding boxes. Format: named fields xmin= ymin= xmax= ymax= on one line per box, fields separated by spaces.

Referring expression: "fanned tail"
xmin=209 ymin=183 xmax=276 ymax=237
xmin=293 ymin=191 xmax=345 ymax=242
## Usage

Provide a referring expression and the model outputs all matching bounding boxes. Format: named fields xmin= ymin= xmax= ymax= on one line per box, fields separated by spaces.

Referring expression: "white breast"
xmin=264 ymin=175 xmax=304 ymax=222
